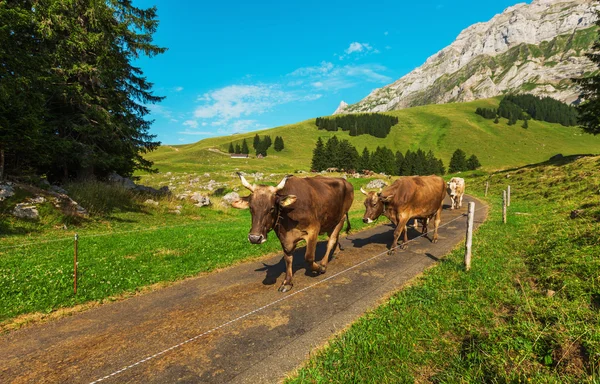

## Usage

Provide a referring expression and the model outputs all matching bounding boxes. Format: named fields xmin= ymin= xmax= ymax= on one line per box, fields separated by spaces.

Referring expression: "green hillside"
xmin=143 ymin=98 xmax=600 ymax=174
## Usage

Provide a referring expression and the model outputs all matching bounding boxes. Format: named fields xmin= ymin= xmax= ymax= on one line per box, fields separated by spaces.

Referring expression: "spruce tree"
xmin=494 ymin=116 xmax=499 ymax=124
xmin=449 ymin=149 xmax=468 ymax=173
xmin=522 ymin=119 xmax=529 ymax=129
xmin=253 ymin=134 xmax=260 ymax=151
xmin=395 ymin=151 xmax=404 ymax=176
xmin=359 ymin=147 xmax=371 ymax=172
xmin=311 ymin=138 xmax=326 ymax=171
xmin=241 ymin=139 xmax=249 ymax=155
xmin=466 ymin=154 xmax=482 ymax=170
xmin=274 ymin=136 xmax=284 ymax=151
xmin=228 ymin=143 xmax=235 ymax=153
xmin=235 ymin=144 xmax=241 ymax=154
xmin=324 ymin=136 xmax=340 ymax=168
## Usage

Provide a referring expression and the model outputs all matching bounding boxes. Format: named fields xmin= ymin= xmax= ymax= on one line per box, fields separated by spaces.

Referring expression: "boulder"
xmin=50 ymin=185 xmax=68 ymax=195
xmin=13 ymin=204 xmax=39 ymax=220
xmin=221 ymin=192 xmax=240 ymax=206
xmin=366 ymin=179 xmax=388 ymax=189
xmin=0 ymin=182 xmax=15 ymax=201
xmin=194 ymin=196 xmax=211 ymax=207
xmin=144 ymin=199 xmax=159 ymax=206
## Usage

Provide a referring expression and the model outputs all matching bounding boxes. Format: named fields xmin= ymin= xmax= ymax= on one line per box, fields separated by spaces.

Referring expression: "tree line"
xmin=228 ymin=135 xmax=284 ymax=156
xmin=0 ymin=1 xmax=165 ymax=181
xmin=475 ymin=95 xmax=578 ymax=127
xmin=310 ymin=136 xmax=447 ymax=176
xmin=315 ymin=113 xmax=399 ymax=138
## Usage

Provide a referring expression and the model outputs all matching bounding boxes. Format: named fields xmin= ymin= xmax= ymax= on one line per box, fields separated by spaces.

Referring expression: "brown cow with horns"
xmin=361 ymin=175 xmax=446 ymax=254
xmin=232 ymin=173 xmax=354 ymax=292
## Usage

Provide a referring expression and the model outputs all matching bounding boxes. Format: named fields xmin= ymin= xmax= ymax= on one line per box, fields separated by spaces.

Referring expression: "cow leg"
xmin=450 ymin=196 xmax=455 ymax=210
xmin=431 ymin=206 xmax=442 ymax=243
xmin=278 ymin=251 xmax=294 ymax=293
xmin=304 ymin=231 xmax=322 ymax=274
xmin=389 ymin=216 xmax=410 ymax=254
xmin=422 ymin=218 xmax=429 ymax=234
xmin=459 ymin=194 xmax=463 ymax=208
xmin=320 ymin=218 xmax=345 ymax=273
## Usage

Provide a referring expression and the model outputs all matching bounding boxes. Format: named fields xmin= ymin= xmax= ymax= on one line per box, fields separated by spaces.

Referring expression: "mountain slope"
xmin=142 ymin=98 xmax=600 ymax=174
xmin=336 ymin=0 xmax=598 ymax=114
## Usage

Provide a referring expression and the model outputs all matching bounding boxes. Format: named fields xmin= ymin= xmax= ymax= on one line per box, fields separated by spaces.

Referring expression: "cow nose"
xmin=248 ymin=234 xmax=264 ymax=244
xmin=362 ymin=218 xmax=369 ymax=223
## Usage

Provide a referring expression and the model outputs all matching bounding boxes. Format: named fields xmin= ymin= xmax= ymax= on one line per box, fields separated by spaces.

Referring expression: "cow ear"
xmin=231 ymin=196 xmax=250 ymax=209
xmin=279 ymin=195 xmax=297 ymax=207
xmin=379 ymin=194 xmax=394 ymax=203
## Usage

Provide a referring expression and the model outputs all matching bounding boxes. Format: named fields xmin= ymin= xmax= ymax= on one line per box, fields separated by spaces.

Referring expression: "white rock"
xmin=13 ymin=204 xmax=39 ymax=220
xmin=0 ymin=182 xmax=15 ymax=201
xmin=29 ymin=196 xmax=46 ymax=204
xmin=366 ymin=179 xmax=388 ymax=189
xmin=144 ymin=199 xmax=159 ymax=206
xmin=221 ymin=192 xmax=240 ymax=206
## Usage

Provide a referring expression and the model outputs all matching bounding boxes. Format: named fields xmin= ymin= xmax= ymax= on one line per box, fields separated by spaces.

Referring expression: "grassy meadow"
xmin=288 ymin=155 xmax=600 ymax=383
xmin=141 ymin=98 xmax=600 ymax=174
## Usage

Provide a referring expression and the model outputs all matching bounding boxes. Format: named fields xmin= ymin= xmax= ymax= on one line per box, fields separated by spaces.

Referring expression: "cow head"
xmin=446 ymin=180 xmax=457 ymax=197
xmin=232 ymin=173 xmax=296 ymax=244
xmin=360 ymin=187 xmax=386 ymax=223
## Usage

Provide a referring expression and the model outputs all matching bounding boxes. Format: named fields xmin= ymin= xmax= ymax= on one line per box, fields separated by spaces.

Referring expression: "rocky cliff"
xmin=336 ymin=0 xmax=598 ymax=114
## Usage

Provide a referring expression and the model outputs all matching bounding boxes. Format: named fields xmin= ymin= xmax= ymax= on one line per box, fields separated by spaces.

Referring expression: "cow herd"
xmin=232 ymin=172 xmax=466 ymax=292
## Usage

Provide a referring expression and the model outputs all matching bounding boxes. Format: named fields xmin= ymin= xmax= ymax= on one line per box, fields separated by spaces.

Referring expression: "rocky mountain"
xmin=335 ymin=0 xmax=598 ymax=114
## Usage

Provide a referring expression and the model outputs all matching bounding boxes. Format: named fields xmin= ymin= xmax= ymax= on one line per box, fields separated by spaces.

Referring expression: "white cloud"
xmin=174 ymin=86 xmax=184 ymax=92
xmin=147 ymin=104 xmax=173 ymax=119
xmin=338 ymin=42 xmax=379 ymax=60
xmin=194 ymin=84 xmax=295 ymax=122
xmin=289 ymin=62 xmax=391 ymax=91
xmin=384 ymin=31 xmax=389 ymax=36
xmin=183 ymin=119 xmax=198 ymax=129
xmin=178 ymin=130 xmax=214 ymax=135
xmin=345 ymin=42 xmax=371 ymax=54
xmin=289 ymin=61 xmax=334 ymax=77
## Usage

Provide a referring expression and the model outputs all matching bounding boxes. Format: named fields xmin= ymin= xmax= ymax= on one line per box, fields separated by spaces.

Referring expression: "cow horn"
xmin=275 ymin=174 xmax=292 ymax=191
xmin=237 ymin=172 xmax=255 ymax=192
xmin=360 ymin=187 xmax=368 ymax=195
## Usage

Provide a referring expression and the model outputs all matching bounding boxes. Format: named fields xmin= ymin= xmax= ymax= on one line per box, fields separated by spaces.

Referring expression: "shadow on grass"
xmin=494 ymin=154 xmax=597 ymax=175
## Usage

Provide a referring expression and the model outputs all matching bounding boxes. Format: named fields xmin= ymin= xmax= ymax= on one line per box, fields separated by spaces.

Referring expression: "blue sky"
xmin=135 ymin=0 xmax=530 ymax=145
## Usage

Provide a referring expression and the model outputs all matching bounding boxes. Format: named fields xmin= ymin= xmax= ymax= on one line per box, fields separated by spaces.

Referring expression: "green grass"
xmin=142 ymin=98 xmax=600 ymax=175
xmin=287 ymin=155 xmax=600 ymax=383
xmin=0 ymin=178 xmax=381 ymax=327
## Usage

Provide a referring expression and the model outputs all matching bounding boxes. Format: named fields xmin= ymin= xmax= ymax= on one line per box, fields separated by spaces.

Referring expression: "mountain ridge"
xmin=336 ymin=0 xmax=598 ymax=114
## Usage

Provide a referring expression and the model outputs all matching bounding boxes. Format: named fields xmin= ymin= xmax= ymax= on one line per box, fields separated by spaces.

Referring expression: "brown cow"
xmin=361 ymin=175 xmax=446 ymax=254
xmin=232 ymin=173 xmax=354 ymax=292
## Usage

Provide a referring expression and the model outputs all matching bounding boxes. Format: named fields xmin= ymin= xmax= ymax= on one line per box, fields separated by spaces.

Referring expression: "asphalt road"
xmin=0 ymin=195 xmax=487 ymax=384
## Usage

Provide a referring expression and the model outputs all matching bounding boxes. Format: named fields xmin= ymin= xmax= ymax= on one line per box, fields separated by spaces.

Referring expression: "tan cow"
xmin=446 ymin=177 xmax=465 ymax=210
xmin=362 ymin=175 xmax=446 ymax=254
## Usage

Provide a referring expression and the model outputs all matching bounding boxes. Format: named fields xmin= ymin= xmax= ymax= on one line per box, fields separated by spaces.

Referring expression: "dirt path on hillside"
xmin=0 ymin=196 xmax=487 ymax=384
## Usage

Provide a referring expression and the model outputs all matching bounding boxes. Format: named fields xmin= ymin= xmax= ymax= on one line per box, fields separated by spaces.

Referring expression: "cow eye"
xmin=270 ymin=207 xmax=276 ymax=213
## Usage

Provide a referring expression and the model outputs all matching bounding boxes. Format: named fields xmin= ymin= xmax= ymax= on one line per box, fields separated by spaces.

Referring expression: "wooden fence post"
xmin=507 ymin=185 xmax=511 ymax=207
xmin=465 ymin=202 xmax=475 ymax=271
xmin=74 ymin=233 xmax=78 ymax=294
xmin=503 ymin=190 xmax=507 ymax=224
xmin=485 ymin=181 xmax=489 ymax=197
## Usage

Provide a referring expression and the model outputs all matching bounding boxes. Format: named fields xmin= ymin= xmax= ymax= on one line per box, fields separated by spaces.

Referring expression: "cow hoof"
xmin=319 ymin=265 xmax=327 ymax=274
xmin=432 ymin=239 xmax=438 ymax=244
xmin=387 ymin=249 xmax=395 ymax=255
xmin=278 ymin=284 xmax=293 ymax=293
xmin=338 ymin=244 xmax=345 ymax=251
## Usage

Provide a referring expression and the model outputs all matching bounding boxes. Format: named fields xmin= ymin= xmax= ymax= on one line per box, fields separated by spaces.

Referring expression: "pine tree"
xmin=274 ymin=136 xmax=284 ymax=151
xmin=401 ymin=150 xmax=415 ymax=176
xmin=522 ymin=119 xmax=529 ymax=129
xmin=494 ymin=116 xmax=499 ymax=124
xmin=395 ymin=151 xmax=404 ymax=176
xmin=337 ymin=140 xmax=359 ymax=171
xmin=574 ymin=8 xmax=600 ymax=135
xmin=228 ymin=143 xmax=235 ymax=153
xmin=359 ymin=147 xmax=371 ymax=172
xmin=241 ymin=139 xmax=249 ymax=155
xmin=466 ymin=154 xmax=482 ymax=170
xmin=253 ymin=134 xmax=260 ymax=151
xmin=311 ymin=138 xmax=326 ymax=171
xmin=235 ymin=144 xmax=241 ymax=154
xmin=324 ymin=136 xmax=340 ymax=168
xmin=449 ymin=149 xmax=468 ymax=173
